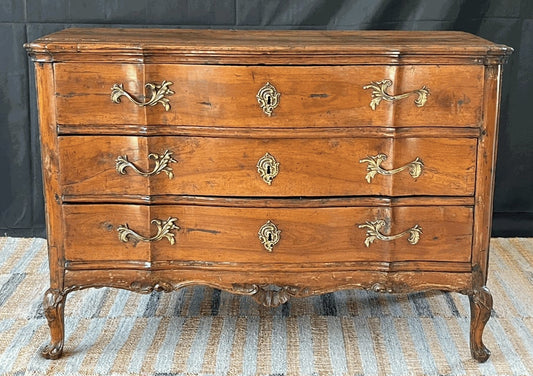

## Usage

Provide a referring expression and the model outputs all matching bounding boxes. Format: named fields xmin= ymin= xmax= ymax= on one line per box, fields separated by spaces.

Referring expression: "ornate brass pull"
xmin=118 ymin=217 xmax=179 ymax=245
xmin=111 ymin=80 xmax=174 ymax=111
xmin=256 ymin=82 xmax=280 ymax=116
xmin=363 ymin=79 xmax=429 ymax=110
xmin=359 ymin=153 xmax=423 ymax=183
xmin=257 ymin=152 xmax=279 ymax=185
xmin=358 ymin=220 xmax=422 ymax=247
xmin=116 ymin=150 xmax=177 ymax=179
xmin=258 ymin=220 xmax=281 ymax=252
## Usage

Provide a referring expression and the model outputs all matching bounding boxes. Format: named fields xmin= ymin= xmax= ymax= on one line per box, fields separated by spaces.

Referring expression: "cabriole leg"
xmin=41 ymin=288 xmax=66 ymax=359
xmin=468 ymin=286 xmax=493 ymax=362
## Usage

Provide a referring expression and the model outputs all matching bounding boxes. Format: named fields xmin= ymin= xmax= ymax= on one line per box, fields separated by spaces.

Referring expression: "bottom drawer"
xmin=62 ymin=204 xmax=473 ymax=266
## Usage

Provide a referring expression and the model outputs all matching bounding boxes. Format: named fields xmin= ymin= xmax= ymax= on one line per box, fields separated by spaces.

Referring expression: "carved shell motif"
xmin=231 ymin=284 xmax=310 ymax=307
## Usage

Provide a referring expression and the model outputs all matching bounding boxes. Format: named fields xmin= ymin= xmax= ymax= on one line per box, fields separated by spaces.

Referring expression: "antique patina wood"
xmin=25 ymin=28 xmax=511 ymax=361
xmin=58 ymin=135 xmax=477 ymax=197
xmin=54 ymin=63 xmax=484 ymax=127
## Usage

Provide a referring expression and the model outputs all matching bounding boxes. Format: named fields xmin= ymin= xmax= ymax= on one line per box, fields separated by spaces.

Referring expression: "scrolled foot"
xmin=41 ymin=288 xmax=66 ymax=359
xmin=469 ymin=286 xmax=493 ymax=362
xmin=471 ymin=342 xmax=491 ymax=363
xmin=41 ymin=342 xmax=63 ymax=360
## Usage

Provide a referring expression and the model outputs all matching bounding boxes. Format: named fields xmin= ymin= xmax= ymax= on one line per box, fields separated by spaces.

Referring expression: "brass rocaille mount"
xmin=111 ymin=80 xmax=174 ymax=111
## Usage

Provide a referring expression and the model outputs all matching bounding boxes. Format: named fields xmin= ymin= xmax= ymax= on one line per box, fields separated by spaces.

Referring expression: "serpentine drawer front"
xmin=25 ymin=28 xmax=511 ymax=362
xmin=61 ymin=204 xmax=473 ymax=265
xmin=58 ymin=135 xmax=477 ymax=198
xmin=55 ymin=63 xmax=483 ymax=127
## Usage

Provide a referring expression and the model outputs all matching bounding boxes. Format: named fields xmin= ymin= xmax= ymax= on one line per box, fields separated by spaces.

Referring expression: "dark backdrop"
xmin=1 ymin=0 xmax=531 ymax=237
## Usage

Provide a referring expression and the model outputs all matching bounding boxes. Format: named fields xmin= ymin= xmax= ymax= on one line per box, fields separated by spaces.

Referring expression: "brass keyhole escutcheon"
xmin=257 ymin=152 xmax=279 ymax=185
xmin=258 ymin=220 xmax=281 ymax=252
xmin=256 ymin=82 xmax=280 ymax=116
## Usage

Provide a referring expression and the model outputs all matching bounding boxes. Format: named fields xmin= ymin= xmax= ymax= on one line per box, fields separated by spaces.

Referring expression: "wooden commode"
xmin=25 ymin=28 xmax=511 ymax=361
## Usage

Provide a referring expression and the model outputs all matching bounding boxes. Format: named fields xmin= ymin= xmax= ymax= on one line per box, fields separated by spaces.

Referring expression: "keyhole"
xmin=266 ymin=165 xmax=271 ymax=174
xmin=267 ymin=95 xmax=272 ymax=105
xmin=268 ymin=233 xmax=273 ymax=241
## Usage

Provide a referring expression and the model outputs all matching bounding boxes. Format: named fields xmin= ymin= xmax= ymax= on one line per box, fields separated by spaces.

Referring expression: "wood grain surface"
xmin=62 ymin=204 xmax=473 ymax=265
xmin=55 ymin=63 xmax=483 ymax=127
xmin=58 ymin=135 xmax=477 ymax=197
xmin=26 ymin=28 xmax=512 ymax=65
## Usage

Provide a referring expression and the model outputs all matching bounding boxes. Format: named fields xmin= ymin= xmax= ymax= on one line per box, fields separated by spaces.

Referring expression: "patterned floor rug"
xmin=0 ymin=237 xmax=531 ymax=375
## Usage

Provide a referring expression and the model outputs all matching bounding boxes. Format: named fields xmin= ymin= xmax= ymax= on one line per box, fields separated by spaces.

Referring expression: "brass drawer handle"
xmin=111 ymin=80 xmax=174 ymax=111
xmin=363 ymin=79 xmax=429 ymax=110
xmin=118 ymin=217 xmax=179 ymax=245
xmin=116 ymin=150 xmax=177 ymax=179
xmin=359 ymin=153 xmax=423 ymax=183
xmin=256 ymin=82 xmax=280 ymax=116
xmin=257 ymin=152 xmax=279 ymax=185
xmin=358 ymin=220 xmax=422 ymax=247
xmin=258 ymin=220 xmax=281 ymax=252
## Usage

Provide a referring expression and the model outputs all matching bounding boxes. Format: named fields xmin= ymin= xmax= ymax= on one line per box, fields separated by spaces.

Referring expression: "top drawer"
xmin=55 ymin=64 xmax=483 ymax=128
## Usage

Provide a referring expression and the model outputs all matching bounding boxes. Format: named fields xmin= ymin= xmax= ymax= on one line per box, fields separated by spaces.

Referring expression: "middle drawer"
xmin=59 ymin=136 xmax=476 ymax=198
xmin=59 ymin=136 xmax=476 ymax=201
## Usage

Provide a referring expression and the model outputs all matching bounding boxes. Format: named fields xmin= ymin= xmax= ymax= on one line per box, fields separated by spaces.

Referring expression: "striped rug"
xmin=0 ymin=237 xmax=531 ymax=375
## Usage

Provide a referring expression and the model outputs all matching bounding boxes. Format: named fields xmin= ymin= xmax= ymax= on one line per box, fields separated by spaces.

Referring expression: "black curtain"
xmin=1 ymin=0 xmax=531 ymax=237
